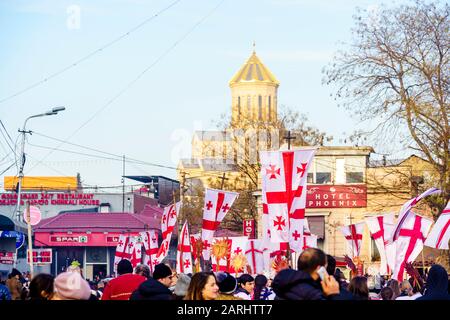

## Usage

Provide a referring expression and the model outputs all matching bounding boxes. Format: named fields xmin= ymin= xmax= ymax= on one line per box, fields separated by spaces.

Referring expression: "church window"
xmin=258 ymin=95 xmax=263 ymax=120
xmin=247 ymin=96 xmax=251 ymax=116
xmin=268 ymin=96 xmax=271 ymax=120
xmin=238 ymin=96 xmax=241 ymax=116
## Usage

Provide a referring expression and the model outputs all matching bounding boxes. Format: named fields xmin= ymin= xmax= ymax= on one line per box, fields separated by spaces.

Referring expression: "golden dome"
xmin=229 ymin=52 xmax=279 ymax=87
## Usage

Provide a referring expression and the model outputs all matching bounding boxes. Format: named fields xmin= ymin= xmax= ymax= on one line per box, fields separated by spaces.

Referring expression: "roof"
xmin=34 ymin=208 xmax=161 ymax=233
xmin=229 ymin=52 xmax=279 ymax=87
xmin=123 ymin=175 xmax=179 ymax=184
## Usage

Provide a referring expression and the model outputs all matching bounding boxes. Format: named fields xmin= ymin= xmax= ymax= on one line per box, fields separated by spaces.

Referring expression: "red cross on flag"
xmin=388 ymin=187 xmax=441 ymax=244
xmin=130 ymin=243 xmax=142 ymax=268
xmin=340 ymin=222 xmax=365 ymax=258
xmin=425 ymin=201 xmax=450 ymax=249
xmin=365 ymin=214 xmax=396 ymax=275
xmin=201 ymin=188 xmax=239 ymax=260
xmin=211 ymin=236 xmax=248 ymax=275
xmin=113 ymin=235 xmax=136 ymax=272
xmin=245 ymin=239 xmax=265 ymax=275
xmin=392 ymin=213 xmax=433 ymax=281
xmin=260 ymin=148 xmax=316 ymax=253
xmin=176 ymin=221 xmax=193 ymax=274
xmin=161 ymin=202 xmax=181 ymax=240
xmin=141 ymin=231 xmax=159 ymax=273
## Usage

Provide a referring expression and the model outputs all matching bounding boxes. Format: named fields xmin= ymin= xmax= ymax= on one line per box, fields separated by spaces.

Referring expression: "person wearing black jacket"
xmin=130 ymin=264 xmax=173 ymax=300
xmin=272 ymin=248 xmax=343 ymax=300
xmin=417 ymin=264 xmax=450 ymax=300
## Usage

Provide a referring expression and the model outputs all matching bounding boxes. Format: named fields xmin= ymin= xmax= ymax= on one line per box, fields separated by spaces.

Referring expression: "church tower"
xmin=229 ymin=50 xmax=279 ymax=127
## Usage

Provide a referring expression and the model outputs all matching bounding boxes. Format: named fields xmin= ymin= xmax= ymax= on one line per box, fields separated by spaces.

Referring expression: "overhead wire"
xmin=0 ymin=0 xmax=183 ymax=105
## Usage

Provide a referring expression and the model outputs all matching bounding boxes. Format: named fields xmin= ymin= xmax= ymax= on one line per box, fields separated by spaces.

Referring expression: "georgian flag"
xmin=245 ymin=239 xmax=265 ymax=275
xmin=365 ymin=214 xmax=396 ymax=275
xmin=113 ymin=235 xmax=136 ymax=272
xmin=303 ymin=235 xmax=318 ymax=250
xmin=156 ymin=201 xmax=181 ymax=263
xmin=141 ymin=230 xmax=159 ymax=272
xmin=388 ymin=187 xmax=441 ymax=243
xmin=201 ymin=188 xmax=239 ymax=260
xmin=424 ymin=201 xmax=450 ymax=249
xmin=130 ymin=244 xmax=142 ymax=268
xmin=176 ymin=221 xmax=193 ymax=274
xmin=211 ymin=236 xmax=248 ymax=275
xmin=260 ymin=148 xmax=316 ymax=252
xmin=161 ymin=202 xmax=181 ymax=239
xmin=392 ymin=213 xmax=433 ymax=281
xmin=340 ymin=222 xmax=365 ymax=258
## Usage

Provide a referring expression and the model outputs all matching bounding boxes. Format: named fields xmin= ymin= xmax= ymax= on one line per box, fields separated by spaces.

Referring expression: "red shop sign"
xmin=0 ymin=252 xmax=15 ymax=265
xmin=306 ymin=185 xmax=367 ymax=208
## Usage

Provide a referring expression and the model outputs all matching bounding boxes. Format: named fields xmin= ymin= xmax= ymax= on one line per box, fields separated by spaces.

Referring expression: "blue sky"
xmin=0 ymin=0 xmax=409 ymax=189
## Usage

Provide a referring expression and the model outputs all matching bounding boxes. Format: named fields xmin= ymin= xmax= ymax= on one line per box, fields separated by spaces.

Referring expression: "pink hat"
xmin=54 ymin=272 xmax=91 ymax=300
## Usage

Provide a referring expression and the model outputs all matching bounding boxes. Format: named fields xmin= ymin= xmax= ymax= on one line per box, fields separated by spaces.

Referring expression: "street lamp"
xmin=15 ymin=106 xmax=66 ymax=221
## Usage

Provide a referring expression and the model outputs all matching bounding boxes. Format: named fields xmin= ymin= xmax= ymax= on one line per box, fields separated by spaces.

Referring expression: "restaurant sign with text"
xmin=306 ymin=185 xmax=367 ymax=208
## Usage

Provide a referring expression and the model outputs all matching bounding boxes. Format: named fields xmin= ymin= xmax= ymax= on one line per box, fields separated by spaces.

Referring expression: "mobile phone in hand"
xmin=317 ymin=266 xmax=328 ymax=281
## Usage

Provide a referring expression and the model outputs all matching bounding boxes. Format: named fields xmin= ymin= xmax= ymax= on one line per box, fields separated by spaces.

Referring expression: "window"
xmin=316 ymin=172 xmax=331 ymax=184
xmin=307 ymin=173 xmax=314 ymax=184
xmin=258 ymin=96 xmax=263 ymax=120
xmin=268 ymin=96 xmax=271 ymax=120
xmin=237 ymin=97 xmax=241 ymax=116
xmin=346 ymin=172 xmax=364 ymax=183
xmin=247 ymin=96 xmax=251 ymax=116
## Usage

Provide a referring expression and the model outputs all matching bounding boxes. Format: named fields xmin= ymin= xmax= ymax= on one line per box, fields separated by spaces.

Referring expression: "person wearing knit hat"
xmin=173 ymin=274 xmax=191 ymax=300
xmin=152 ymin=264 xmax=173 ymax=285
xmin=215 ymin=272 xmax=242 ymax=300
xmin=101 ymin=259 xmax=146 ymax=300
xmin=52 ymin=272 xmax=91 ymax=300
xmin=130 ymin=263 xmax=173 ymax=300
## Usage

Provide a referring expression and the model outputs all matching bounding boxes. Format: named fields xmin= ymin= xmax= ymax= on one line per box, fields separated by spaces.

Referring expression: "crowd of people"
xmin=1 ymin=248 xmax=449 ymax=301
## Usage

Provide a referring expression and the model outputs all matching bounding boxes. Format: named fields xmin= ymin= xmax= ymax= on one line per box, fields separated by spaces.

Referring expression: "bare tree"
xmin=324 ymin=1 xmax=449 ymax=210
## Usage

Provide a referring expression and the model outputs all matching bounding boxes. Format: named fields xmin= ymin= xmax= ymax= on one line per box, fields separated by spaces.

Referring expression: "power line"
xmin=27 ymin=140 xmax=178 ymax=170
xmin=31 ymin=131 xmax=177 ymax=170
xmin=25 ymin=0 xmax=226 ymax=175
xmin=0 ymin=0 xmax=183 ymax=105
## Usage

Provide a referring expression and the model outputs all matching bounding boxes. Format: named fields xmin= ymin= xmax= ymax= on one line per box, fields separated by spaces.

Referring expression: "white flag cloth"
xmin=176 ymin=221 xmax=193 ymax=274
xmin=245 ymin=239 xmax=265 ymax=275
xmin=113 ymin=235 xmax=136 ymax=272
xmin=340 ymin=222 xmax=365 ymax=258
xmin=211 ymin=236 xmax=248 ymax=275
xmin=156 ymin=201 xmax=181 ymax=263
xmin=260 ymin=148 xmax=316 ymax=252
xmin=365 ymin=214 xmax=395 ymax=275
xmin=303 ymin=234 xmax=318 ymax=250
xmin=392 ymin=213 xmax=433 ymax=281
xmin=161 ymin=202 xmax=181 ymax=239
xmin=141 ymin=230 xmax=159 ymax=272
xmin=261 ymin=191 xmax=271 ymax=242
xmin=424 ymin=201 xmax=450 ymax=249
xmin=389 ymin=187 xmax=441 ymax=243
xmin=201 ymin=188 xmax=239 ymax=260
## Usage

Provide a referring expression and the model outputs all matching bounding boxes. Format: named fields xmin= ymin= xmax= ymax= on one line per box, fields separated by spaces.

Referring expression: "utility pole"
xmin=283 ymin=130 xmax=296 ymax=150
xmin=122 ymin=155 xmax=125 ymax=212
xmin=16 ymin=107 xmax=66 ymax=222
xmin=178 ymin=172 xmax=186 ymax=236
